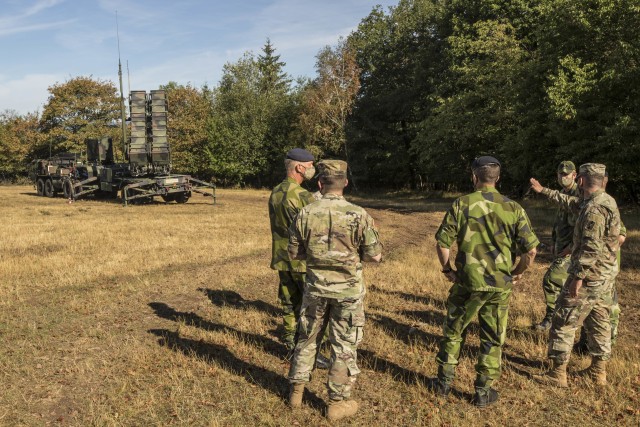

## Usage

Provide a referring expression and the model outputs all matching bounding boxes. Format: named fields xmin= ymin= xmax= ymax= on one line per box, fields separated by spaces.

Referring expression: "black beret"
xmin=472 ymin=156 xmax=501 ymax=169
xmin=286 ymin=148 xmax=314 ymax=162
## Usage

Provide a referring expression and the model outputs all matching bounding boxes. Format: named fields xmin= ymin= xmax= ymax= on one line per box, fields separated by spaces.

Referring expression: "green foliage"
xmin=0 ymin=111 xmax=41 ymax=179
xmin=39 ymin=76 xmax=121 ymax=156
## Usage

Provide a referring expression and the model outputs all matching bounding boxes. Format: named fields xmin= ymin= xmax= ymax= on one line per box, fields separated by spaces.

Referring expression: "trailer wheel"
xmin=63 ymin=179 xmax=74 ymax=199
xmin=36 ymin=179 xmax=45 ymax=196
xmin=161 ymin=194 xmax=175 ymax=203
xmin=175 ymin=192 xmax=190 ymax=204
xmin=44 ymin=179 xmax=55 ymax=198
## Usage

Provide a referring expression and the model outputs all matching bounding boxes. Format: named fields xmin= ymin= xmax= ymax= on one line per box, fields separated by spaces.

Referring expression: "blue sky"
xmin=0 ymin=0 xmax=397 ymax=115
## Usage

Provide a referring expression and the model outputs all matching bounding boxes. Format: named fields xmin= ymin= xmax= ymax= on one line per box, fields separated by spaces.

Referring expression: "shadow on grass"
xmin=148 ymin=302 xmax=286 ymax=358
xmin=369 ymin=285 xmax=447 ymax=310
xmin=199 ymin=288 xmax=280 ymax=317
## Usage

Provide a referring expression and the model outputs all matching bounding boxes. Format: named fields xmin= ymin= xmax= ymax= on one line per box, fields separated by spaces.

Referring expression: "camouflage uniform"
xmin=435 ymin=185 xmax=539 ymax=392
xmin=287 ymin=160 xmax=382 ymax=402
xmin=542 ymin=164 xmax=621 ymax=364
xmin=540 ymin=189 xmax=625 ymax=346
xmin=539 ymin=163 xmax=580 ymax=324
xmin=269 ymin=176 xmax=316 ymax=349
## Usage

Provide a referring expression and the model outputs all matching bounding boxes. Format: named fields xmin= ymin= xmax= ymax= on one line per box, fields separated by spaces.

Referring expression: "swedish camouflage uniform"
xmin=539 ymin=162 xmax=580 ymax=325
xmin=435 ymin=160 xmax=539 ymax=393
xmin=269 ymin=149 xmax=316 ymax=350
xmin=543 ymin=163 xmax=621 ymax=364
xmin=287 ymin=160 xmax=382 ymax=402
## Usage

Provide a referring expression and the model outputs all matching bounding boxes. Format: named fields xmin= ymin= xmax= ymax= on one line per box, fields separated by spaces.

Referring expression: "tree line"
xmin=1 ymin=0 xmax=639 ymax=202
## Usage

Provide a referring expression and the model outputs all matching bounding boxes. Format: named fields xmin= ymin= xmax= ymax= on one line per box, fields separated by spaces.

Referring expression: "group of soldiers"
xmin=268 ymin=149 xmax=622 ymax=420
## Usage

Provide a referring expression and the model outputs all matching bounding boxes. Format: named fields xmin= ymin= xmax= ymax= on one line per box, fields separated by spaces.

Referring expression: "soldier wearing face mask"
xmin=269 ymin=149 xmax=323 ymax=355
xmin=534 ymin=161 xmax=579 ymax=331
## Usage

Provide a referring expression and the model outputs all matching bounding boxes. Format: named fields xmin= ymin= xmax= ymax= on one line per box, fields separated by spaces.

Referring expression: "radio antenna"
xmin=116 ymin=10 xmax=128 ymax=161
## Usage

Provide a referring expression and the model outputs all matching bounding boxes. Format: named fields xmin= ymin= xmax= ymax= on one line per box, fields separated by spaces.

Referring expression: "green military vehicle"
xmin=30 ymin=90 xmax=216 ymax=205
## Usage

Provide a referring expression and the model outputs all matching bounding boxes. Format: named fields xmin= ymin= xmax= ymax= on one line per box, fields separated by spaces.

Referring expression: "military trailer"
xmin=31 ymin=90 xmax=216 ymax=206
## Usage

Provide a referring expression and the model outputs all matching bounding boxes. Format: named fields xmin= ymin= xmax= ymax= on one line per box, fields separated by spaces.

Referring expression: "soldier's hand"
xmin=568 ymin=278 xmax=583 ymax=298
xmin=529 ymin=178 xmax=543 ymax=193
xmin=512 ymin=274 xmax=523 ymax=285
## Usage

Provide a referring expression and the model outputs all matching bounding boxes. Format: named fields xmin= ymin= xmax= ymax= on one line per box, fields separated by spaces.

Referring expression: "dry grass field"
xmin=0 ymin=185 xmax=639 ymax=426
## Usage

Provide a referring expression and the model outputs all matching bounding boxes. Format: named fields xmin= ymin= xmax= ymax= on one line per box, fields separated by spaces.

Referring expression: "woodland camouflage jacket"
xmin=269 ymin=177 xmax=316 ymax=272
xmin=436 ymin=186 xmax=539 ymax=292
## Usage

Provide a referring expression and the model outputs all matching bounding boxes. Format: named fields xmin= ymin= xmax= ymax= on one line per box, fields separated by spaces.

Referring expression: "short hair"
xmin=285 ymin=158 xmax=298 ymax=173
xmin=473 ymin=164 xmax=500 ymax=184
xmin=581 ymin=174 xmax=604 ymax=188
xmin=319 ymin=175 xmax=346 ymax=192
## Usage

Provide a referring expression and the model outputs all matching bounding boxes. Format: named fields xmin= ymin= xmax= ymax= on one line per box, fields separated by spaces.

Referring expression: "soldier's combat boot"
xmin=533 ymin=361 xmax=568 ymax=388
xmin=431 ymin=379 xmax=451 ymax=397
xmin=289 ymin=383 xmax=305 ymax=408
xmin=326 ymin=399 xmax=359 ymax=421
xmin=473 ymin=388 xmax=499 ymax=408
xmin=535 ymin=315 xmax=552 ymax=331
xmin=584 ymin=358 xmax=607 ymax=386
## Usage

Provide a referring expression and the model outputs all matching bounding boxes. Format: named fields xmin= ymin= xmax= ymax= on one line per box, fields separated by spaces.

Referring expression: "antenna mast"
xmin=116 ymin=11 xmax=128 ymax=161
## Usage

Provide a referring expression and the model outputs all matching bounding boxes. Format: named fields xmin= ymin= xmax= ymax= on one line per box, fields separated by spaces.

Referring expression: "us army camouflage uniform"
xmin=287 ymin=193 xmax=381 ymax=401
xmin=542 ymin=176 xmax=621 ymax=364
xmin=269 ymin=177 xmax=316 ymax=349
xmin=541 ymin=181 xmax=579 ymax=321
xmin=435 ymin=186 xmax=539 ymax=392
xmin=540 ymin=189 xmax=625 ymax=345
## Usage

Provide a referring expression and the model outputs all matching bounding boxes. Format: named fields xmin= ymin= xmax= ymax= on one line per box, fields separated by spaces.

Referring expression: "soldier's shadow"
xmin=198 ymin=288 xmax=280 ymax=317
xmin=369 ymin=285 xmax=447 ymax=310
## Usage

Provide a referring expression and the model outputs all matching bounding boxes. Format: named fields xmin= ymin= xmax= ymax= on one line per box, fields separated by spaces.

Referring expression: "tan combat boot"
xmin=326 ymin=400 xmax=359 ymax=421
xmin=533 ymin=361 xmax=569 ymax=388
xmin=289 ymin=384 xmax=305 ymax=408
xmin=587 ymin=358 xmax=607 ymax=386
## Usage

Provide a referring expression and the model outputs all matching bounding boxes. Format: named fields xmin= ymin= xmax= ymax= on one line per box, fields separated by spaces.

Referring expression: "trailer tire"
xmin=36 ymin=179 xmax=45 ymax=196
xmin=63 ymin=179 xmax=74 ymax=199
xmin=44 ymin=179 xmax=55 ymax=198
xmin=175 ymin=192 xmax=190 ymax=204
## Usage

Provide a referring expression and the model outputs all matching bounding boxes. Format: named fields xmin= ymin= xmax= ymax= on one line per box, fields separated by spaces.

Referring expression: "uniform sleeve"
xmin=541 ymin=188 xmax=581 ymax=216
xmin=287 ymin=210 xmax=306 ymax=260
xmin=285 ymin=189 xmax=311 ymax=225
xmin=435 ymin=202 xmax=459 ymax=249
xmin=515 ymin=208 xmax=540 ymax=253
xmin=570 ymin=208 xmax=607 ymax=280
xmin=360 ymin=213 xmax=382 ymax=258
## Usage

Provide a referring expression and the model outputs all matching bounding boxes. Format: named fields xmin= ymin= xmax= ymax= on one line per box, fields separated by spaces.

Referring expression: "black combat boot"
xmin=473 ymin=388 xmax=499 ymax=408
xmin=432 ymin=379 xmax=451 ymax=397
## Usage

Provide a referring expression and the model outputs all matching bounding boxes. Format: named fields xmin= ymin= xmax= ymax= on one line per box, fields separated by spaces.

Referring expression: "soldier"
xmin=434 ymin=156 xmax=539 ymax=407
xmin=535 ymin=161 xmax=579 ymax=330
xmin=531 ymin=163 xmax=621 ymax=387
xmin=287 ymin=160 xmax=382 ymax=421
xmin=268 ymin=148 xmax=318 ymax=352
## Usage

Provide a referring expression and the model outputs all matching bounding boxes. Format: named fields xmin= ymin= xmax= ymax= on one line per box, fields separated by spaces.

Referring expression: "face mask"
xmin=558 ymin=175 xmax=574 ymax=188
xmin=302 ymin=166 xmax=315 ymax=181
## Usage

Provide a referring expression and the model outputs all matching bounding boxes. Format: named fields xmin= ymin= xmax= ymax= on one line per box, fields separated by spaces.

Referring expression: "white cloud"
xmin=0 ymin=73 xmax=64 ymax=114
xmin=0 ymin=0 xmax=69 ymax=36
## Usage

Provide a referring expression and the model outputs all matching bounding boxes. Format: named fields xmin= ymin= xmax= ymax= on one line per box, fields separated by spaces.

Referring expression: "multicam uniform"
xmin=540 ymin=182 xmax=579 ymax=323
xmin=540 ymin=188 xmax=622 ymax=359
xmin=540 ymin=188 xmax=625 ymax=344
xmin=269 ymin=177 xmax=316 ymax=349
xmin=435 ymin=186 xmax=539 ymax=392
xmin=287 ymin=194 xmax=381 ymax=401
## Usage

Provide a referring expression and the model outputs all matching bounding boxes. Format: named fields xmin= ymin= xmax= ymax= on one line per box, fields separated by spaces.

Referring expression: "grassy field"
xmin=1 ymin=185 xmax=639 ymax=426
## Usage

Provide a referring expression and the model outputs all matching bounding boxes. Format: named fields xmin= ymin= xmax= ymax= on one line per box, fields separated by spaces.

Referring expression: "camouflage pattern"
xmin=436 ymin=284 xmax=511 ymax=390
xmin=547 ymin=189 xmax=621 ymax=363
xmin=288 ymin=293 xmax=364 ymax=400
xmin=288 ymin=194 xmax=382 ymax=300
xmin=288 ymin=192 xmax=381 ymax=401
xmin=541 ymin=182 xmax=579 ymax=319
xmin=278 ymin=271 xmax=306 ymax=349
xmin=269 ymin=177 xmax=316 ymax=272
xmin=610 ymin=221 xmax=626 ymax=344
xmin=435 ymin=186 xmax=540 ymax=292
xmin=269 ymin=177 xmax=316 ymax=348
xmin=435 ymin=186 xmax=538 ymax=391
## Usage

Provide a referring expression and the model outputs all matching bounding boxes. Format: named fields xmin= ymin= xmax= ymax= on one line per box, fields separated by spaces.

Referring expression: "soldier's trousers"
xmin=436 ymin=283 xmax=510 ymax=391
xmin=278 ymin=271 xmax=305 ymax=349
xmin=288 ymin=293 xmax=364 ymax=401
xmin=549 ymin=279 xmax=613 ymax=364
xmin=611 ymin=287 xmax=621 ymax=345
xmin=542 ymin=255 xmax=571 ymax=319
